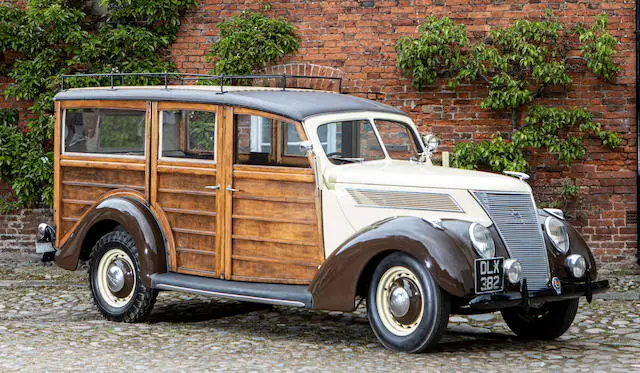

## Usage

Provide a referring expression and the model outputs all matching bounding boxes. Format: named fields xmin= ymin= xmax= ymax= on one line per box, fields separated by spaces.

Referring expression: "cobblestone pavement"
xmin=1 ymin=264 xmax=640 ymax=372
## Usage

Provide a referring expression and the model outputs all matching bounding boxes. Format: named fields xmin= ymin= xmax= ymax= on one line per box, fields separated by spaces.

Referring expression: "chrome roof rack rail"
xmin=60 ymin=72 xmax=343 ymax=94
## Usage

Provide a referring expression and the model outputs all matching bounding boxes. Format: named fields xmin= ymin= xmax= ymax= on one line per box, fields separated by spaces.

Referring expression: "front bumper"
xmin=469 ymin=272 xmax=608 ymax=311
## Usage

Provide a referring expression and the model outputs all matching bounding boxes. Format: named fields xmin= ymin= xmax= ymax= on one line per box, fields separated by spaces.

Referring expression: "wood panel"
xmin=176 ymin=250 xmax=216 ymax=273
xmin=156 ymin=165 xmax=218 ymax=277
xmin=58 ymin=160 xmax=145 ymax=242
xmin=229 ymin=166 xmax=323 ymax=284
xmin=231 ymin=259 xmax=318 ymax=285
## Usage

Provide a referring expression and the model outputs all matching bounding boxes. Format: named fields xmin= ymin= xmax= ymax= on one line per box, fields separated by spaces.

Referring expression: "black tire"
xmin=367 ymin=252 xmax=450 ymax=353
xmin=501 ymin=299 xmax=579 ymax=340
xmin=88 ymin=231 xmax=157 ymax=322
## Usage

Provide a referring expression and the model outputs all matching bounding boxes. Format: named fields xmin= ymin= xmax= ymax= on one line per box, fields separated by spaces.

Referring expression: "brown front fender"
xmin=309 ymin=216 xmax=480 ymax=311
xmin=537 ymin=209 xmax=598 ymax=281
xmin=55 ymin=193 xmax=167 ymax=287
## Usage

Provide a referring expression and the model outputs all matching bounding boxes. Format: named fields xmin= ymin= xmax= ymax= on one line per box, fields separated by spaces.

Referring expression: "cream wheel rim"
xmin=97 ymin=249 xmax=135 ymax=308
xmin=376 ymin=266 xmax=424 ymax=336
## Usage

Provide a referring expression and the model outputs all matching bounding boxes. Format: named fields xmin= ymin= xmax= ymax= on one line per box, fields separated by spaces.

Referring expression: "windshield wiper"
xmin=329 ymin=156 xmax=364 ymax=164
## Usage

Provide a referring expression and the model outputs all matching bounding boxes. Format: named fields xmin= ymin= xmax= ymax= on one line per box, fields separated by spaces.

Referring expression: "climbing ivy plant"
xmin=0 ymin=0 xmax=196 ymax=211
xmin=395 ymin=11 xmax=621 ymax=173
xmin=206 ymin=11 xmax=299 ymax=76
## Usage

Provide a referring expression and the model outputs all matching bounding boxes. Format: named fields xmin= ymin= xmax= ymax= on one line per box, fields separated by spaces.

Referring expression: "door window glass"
xmin=235 ymin=114 xmax=309 ymax=167
xmin=317 ymin=120 xmax=385 ymax=164
xmin=283 ymin=123 xmax=305 ymax=156
xmin=160 ymin=110 xmax=216 ymax=161
xmin=63 ymin=108 xmax=146 ymax=156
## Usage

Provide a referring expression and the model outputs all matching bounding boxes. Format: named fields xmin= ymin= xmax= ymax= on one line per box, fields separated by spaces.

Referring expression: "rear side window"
xmin=63 ymin=108 xmax=146 ymax=156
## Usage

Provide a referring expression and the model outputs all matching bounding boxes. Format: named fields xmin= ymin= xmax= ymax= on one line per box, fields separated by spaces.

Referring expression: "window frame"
xmin=232 ymin=107 xmax=311 ymax=169
xmin=60 ymin=101 xmax=148 ymax=160
xmin=158 ymin=108 xmax=219 ymax=164
xmin=304 ymin=112 xmax=424 ymax=166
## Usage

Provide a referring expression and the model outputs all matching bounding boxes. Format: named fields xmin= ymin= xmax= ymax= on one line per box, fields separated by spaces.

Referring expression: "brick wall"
xmin=0 ymin=208 xmax=52 ymax=261
xmin=169 ymin=0 xmax=637 ymax=268
xmin=0 ymin=1 xmax=636 ymax=269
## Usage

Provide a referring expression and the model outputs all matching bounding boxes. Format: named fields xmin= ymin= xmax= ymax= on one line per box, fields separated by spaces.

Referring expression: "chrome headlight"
xmin=469 ymin=223 xmax=496 ymax=259
xmin=544 ymin=217 xmax=570 ymax=254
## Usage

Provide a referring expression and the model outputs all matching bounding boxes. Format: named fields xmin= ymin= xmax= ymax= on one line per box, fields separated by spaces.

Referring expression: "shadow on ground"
xmin=142 ymin=295 xmax=536 ymax=353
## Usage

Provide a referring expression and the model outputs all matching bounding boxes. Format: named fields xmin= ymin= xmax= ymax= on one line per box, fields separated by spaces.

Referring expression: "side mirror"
xmin=422 ymin=134 xmax=440 ymax=152
xmin=299 ymin=140 xmax=314 ymax=154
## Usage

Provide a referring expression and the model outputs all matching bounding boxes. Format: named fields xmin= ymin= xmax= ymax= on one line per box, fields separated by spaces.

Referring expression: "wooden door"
xmin=221 ymin=108 xmax=324 ymax=285
xmin=151 ymin=103 xmax=225 ymax=278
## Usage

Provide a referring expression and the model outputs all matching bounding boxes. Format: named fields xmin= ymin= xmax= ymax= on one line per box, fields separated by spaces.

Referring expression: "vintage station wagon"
xmin=36 ymin=73 xmax=608 ymax=352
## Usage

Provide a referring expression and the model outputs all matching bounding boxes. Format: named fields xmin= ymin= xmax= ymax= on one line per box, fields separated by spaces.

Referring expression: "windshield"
xmin=374 ymin=119 xmax=421 ymax=160
xmin=317 ymin=119 xmax=421 ymax=164
xmin=317 ymin=120 xmax=386 ymax=164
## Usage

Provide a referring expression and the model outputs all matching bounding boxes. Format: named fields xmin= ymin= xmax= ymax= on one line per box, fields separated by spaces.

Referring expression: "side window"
xmin=160 ymin=110 xmax=216 ymax=161
xmin=234 ymin=114 xmax=310 ymax=168
xmin=283 ymin=122 xmax=305 ymax=156
xmin=63 ymin=108 xmax=146 ymax=156
xmin=317 ymin=120 xmax=385 ymax=164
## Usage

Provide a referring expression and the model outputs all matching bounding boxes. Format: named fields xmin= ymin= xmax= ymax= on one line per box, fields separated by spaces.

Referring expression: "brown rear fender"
xmin=309 ymin=216 xmax=478 ymax=312
xmin=54 ymin=192 xmax=167 ymax=287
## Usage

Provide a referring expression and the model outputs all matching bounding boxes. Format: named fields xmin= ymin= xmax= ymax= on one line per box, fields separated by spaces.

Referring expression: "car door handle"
xmin=204 ymin=185 xmax=220 ymax=190
xmin=225 ymin=184 xmax=239 ymax=192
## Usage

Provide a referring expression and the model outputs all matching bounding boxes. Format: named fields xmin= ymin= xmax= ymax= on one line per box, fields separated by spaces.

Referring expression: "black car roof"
xmin=53 ymin=87 xmax=407 ymax=121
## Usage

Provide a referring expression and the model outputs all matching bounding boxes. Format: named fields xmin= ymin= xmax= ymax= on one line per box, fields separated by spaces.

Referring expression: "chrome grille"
xmin=473 ymin=191 xmax=550 ymax=291
xmin=347 ymin=188 xmax=463 ymax=212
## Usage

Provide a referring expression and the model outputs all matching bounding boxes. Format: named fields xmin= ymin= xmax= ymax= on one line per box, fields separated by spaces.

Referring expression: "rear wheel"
xmin=89 ymin=231 xmax=157 ymax=322
xmin=501 ymin=299 xmax=579 ymax=340
xmin=367 ymin=253 xmax=450 ymax=353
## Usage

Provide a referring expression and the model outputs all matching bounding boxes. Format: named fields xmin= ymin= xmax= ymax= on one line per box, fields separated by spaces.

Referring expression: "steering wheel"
xmin=326 ymin=152 xmax=344 ymax=158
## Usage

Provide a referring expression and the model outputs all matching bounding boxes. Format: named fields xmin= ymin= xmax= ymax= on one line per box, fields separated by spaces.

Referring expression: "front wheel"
xmin=501 ymin=299 xmax=579 ymax=340
xmin=89 ymin=231 xmax=157 ymax=322
xmin=367 ymin=253 xmax=450 ymax=353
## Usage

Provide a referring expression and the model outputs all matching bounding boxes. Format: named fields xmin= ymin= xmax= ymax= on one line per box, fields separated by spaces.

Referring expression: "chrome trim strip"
xmin=543 ymin=208 xmax=565 ymax=220
xmin=155 ymin=284 xmax=307 ymax=307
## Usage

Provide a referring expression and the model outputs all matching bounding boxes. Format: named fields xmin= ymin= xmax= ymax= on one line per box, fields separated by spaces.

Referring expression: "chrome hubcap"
xmin=97 ymin=249 xmax=136 ymax=308
xmin=107 ymin=260 xmax=127 ymax=293
xmin=389 ymin=287 xmax=410 ymax=318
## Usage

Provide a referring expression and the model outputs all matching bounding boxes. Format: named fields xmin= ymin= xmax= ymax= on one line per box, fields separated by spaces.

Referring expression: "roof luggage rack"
xmin=60 ymin=72 xmax=343 ymax=94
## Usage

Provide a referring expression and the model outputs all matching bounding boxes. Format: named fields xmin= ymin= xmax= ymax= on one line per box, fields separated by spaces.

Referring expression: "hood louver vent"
xmin=347 ymin=189 xmax=462 ymax=212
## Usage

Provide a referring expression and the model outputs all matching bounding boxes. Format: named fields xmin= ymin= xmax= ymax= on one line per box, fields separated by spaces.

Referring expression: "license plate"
xmin=474 ymin=257 xmax=504 ymax=294
xmin=35 ymin=240 xmax=55 ymax=254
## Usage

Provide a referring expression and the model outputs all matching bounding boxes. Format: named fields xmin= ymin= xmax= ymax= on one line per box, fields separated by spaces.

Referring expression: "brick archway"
xmin=260 ymin=63 xmax=344 ymax=92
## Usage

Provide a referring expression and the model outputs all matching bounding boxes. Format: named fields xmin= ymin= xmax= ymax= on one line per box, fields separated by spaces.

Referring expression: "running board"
xmin=151 ymin=272 xmax=313 ymax=308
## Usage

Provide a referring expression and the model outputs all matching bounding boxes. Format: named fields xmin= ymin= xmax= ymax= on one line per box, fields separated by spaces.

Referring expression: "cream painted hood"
xmin=324 ymin=159 xmax=532 ymax=193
